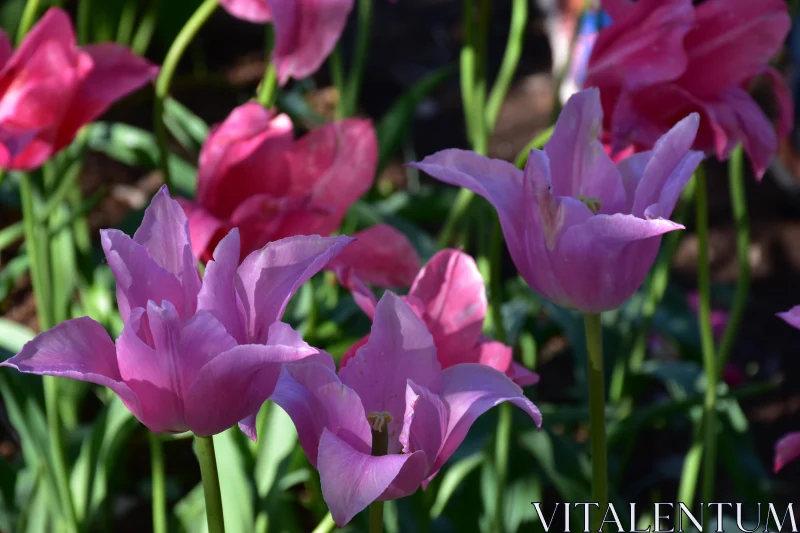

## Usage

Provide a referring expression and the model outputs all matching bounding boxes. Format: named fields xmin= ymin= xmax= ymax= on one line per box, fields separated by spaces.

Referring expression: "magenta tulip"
xmin=587 ymin=0 xmax=792 ymax=179
xmin=774 ymin=306 xmax=800 ymax=471
xmin=411 ymin=88 xmax=703 ymax=313
xmin=2 ymin=187 xmax=352 ymax=436
xmin=0 ymin=8 xmax=158 ymax=170
xmin=219 ymin=0 xmax=352 ymax=84
xmin=180 ymin=102 xmax=419 ymax=288
xmin=337 ymin=248 xmax=539 ymax=386
xmin=268 ymin=291 xmax=541 ymax=526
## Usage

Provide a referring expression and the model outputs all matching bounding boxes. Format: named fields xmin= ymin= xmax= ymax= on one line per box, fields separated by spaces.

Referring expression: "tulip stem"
xmin=716 ymin=145 xmax=748 ymax=378
xmin=485 ymin=0 xmax=527 ymax=130
xmin=513 ymin=126 xmax=554 ymax=169
xmin=20 ymin=174 xmax=80 ymax=533
xmin=149 ymin=433 xmax=167 ymax=533
xmin=584 ymin=312 xmax=607 ymax=532
xmin=493 ymin=402 xmax=511 ymax=533
xmin=154 ymin=0 xmax=219 ymax=190
xmin=311 ymin=513 xmax=336 ymax=533
xmin=369 ymin=428 xmax=388 ymax=533
xmin=195 ymin=435 xmax=226 ymax=533
xmin=257 ymin=25 xmax=278 ymax=109
xmin=16 ymin=0 xmax=40 ymax=45
xmin=344 ymin=0 xmax=374 ymax=116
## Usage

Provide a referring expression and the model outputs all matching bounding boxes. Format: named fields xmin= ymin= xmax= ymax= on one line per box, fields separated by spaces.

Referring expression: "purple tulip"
xmin=410 ymin=88 xmax=703 ymax=313
xmin=1 ymin=186 xmax=352 ymax=436
xmin=268 ymin=291 xmax=541 ymax=526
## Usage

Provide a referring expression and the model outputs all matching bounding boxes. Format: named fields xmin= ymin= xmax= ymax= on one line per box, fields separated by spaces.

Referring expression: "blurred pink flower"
xmin=411 ymin=88 xmax=703 ymax=313
xmin=219 ymin=0 xmax=352 ymax=84
xmin=774 ymin=305 xmax=800 ymax=471
xmin=180 ymin=102 xmax=419 ymax=288
xmin=587 ymin=0 xmax=793 ymax=179
xmin=337 ymin=248 xmax=539 ymax=387
xmin=0 ymin=8 xmax=158 ymax=170
xmin=2 ymin=187 xmax=352 ymax=436
xmin=267 ymin=292 xmax=541 ymax=526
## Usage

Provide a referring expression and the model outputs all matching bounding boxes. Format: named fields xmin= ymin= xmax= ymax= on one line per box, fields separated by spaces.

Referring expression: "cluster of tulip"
xmin=0 ymin=0 xmax=797 ymax=532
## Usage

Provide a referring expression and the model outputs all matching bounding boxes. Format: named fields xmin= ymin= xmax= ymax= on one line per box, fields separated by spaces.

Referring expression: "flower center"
xmin=367 ymin=411 xmax=393 ymax=457
xmin=367 ymin=411 xmax=393 ymax=432
xmin=579 ymin=196 xmax=601 ymax=214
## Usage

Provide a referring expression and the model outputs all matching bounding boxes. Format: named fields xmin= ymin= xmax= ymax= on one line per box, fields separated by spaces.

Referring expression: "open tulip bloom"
xmin=2 ymin=186 xmax=352 ymax=436
xmin=269 ymin=291 xmax=541 ymax=526
xmin=410 ymin=88 xmax=704 ymax=314
xmin=337 ymin=248 xmax=539 ymax=387
xmin=774 ymin=305 xmax=800 ymax=472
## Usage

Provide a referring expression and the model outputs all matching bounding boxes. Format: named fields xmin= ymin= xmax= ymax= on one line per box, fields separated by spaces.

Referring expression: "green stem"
xmin=154 ymin=0 xmax=219 ymax=190
xmin=716 ymin=145 xmax=748 ymax=376
xmin=0 ymin=222 xmax=23 ymax=253
xmin=330 ymin=47 xmax=346 ymax=119
xmin=493 ymin=403 xmax=511 ymax=533
xmin=311 ymin=513 xmax=336 ymax=533
xmin=195 ymin=435 xmax=225 ymax=533
xmin=116 ymin=0 xmax=138 ymax=45
xmin=256 ymin=25 xmax=278 ymax=109
xmin=131 ymin=0 xmax=159 ymax=56
xmin=16 ymin=0 xmax=40 ymax=45
xmin=20 ymin=174 xmax=79 ymax=533
xmin=584 ymin=313 xmax=607 ymax=532
xmin=459 ymin=0 xmax=477 ymax=146
xmin=369 ymin=427 xmax=388 ymax=533
xmin=149 ymin=433 xmax=167 ymax=533
xmin=485 ymin=0 xmax=527 ymax=131
xmin=514 ymin=125 xmax=554 ymax=169
xmin=77 ymin=0 xmax=91 ymax=44
xmin=344 ymin=0 xmax=374 ymax=116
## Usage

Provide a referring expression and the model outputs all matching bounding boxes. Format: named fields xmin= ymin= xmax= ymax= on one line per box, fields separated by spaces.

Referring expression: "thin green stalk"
xmin=149 ymin=433 xmax=167 ymax=533
xmin=493 ymin=403 xmax=511 ymax=533
xmin=20 ymin=174 xmax=79 ymax=533
xmin=311 ymin=513 xmax=336 ymax=533
xmin=195 ymin=435 xmax=226 ymax=533
xmin=369 ymin=427 xmax=389 ymax=533
xmin=716 ymin=145 xmax=748 ymax=375
xmin=131 ymin=0 xmax=159 ymax=56
xmin=16 ymin=0 xmax=40 ymax=44
xmin=485 ymin=0 xmax=527 ymax=131
xmin=344 ymin=0 xmax=374 ymax=116
xmin=459 ymin=0 xmax=477 ymax=146
xmin=514 ymin=126 xmax=554 ymax=169
xmin=77 ymin=0 xmax=91 ymax=44
xmin=256 ymin=25 xmax=278 ymax=109
xmin=330 ymin=47 xmax=346 ymax=119
xmin=0 ymin=222 xmax=23 ymax=252
xmin=154 ymin=0 xmax=219 ymax=189
xmin=584 ymin=313 xmax=607 ymax=532
xmin=116 ymin=0 xmax=138 ymax=46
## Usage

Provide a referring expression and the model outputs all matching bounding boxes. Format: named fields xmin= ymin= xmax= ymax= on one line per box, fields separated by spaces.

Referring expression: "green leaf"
xmin=0 ymin=318 xmax=34 ymax=353
xmin=163 ymin=98 xmax=210 ymax=155
xmin=429 ymin=451 xmax=484 ymax=518
xmin=214 ymin=429 xmax=255 ymax=533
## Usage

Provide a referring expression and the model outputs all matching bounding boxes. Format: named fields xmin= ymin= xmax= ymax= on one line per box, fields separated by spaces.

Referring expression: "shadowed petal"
xmin=336 ymin=268 xmax=378 ymax=319
xmin=777 ymin=305 xmax=800 ymax=330
xmin=399 ymin=381 xmax=446 ymax=472
xmin=197 ymin=229 xmax=247 ymax=343
xmin=431 ymin=364 xmax=541 ymax=478
xmin=318 ymin=429 xmax=427 ymax=527
xmin=1 ymin=317 xmax=142 ymax=420
xmin=339 ymin=292 xmax=441 ymax=447
xmin=220 ymin=0 xmax=272 ymax=22
xmin=178 ymin=199 xmax=225 ymax=262
xmin=775 ymin=432 xmax=800 ymax=472
xmin=475 ymin=340 xmax=539 ymax=387
xmin=236 ymin=234 xmax=354 ymax=343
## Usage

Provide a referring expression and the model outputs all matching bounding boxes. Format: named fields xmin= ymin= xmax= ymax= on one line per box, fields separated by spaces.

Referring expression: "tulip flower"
xmin=337 ymin=248 xmax=539 ymax=386
xmin=2 ymin=186 xmax=352 ymax=436
xmin=411 ymin=88 xmax=703 ymax=313
xmin=587 ymin=0 xmax=792 ymax=179
xmin=219 ymin=0 xmax=352 ymax=84
xmin=0 ymin=8 xmax=158 ymax=170
xmin=774 ymin=305 xmax=800 ymax=472
xmin=268 ymin=291 xmax=541 ymax=526
xmin=180 ymin=102 xmax=419 ymax=287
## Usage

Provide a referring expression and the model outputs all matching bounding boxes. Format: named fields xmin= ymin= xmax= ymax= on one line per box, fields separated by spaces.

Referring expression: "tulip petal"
xmin=544 ymin=88 xmax=626 ymax=215
xmin=507 ymin=362 xmax=540 ymax=387
xmin=184 ymin=333 xmax=324 ymax=436
xmin=336 ymin=268 xmax=378 ymax=320
xmin=236 ymin=234 xmax=354 ymax=343
xmin=267 ymin=0 xmax=353 ymax=84
xmin=116 ymin=305 xmax=187 ymax=433
xmin=180 ymin=311 xmax=238 ymax=392
xmin=679 ymin=0 xmax=790 ymax=98
xmin=133 ymin=186 xmax=201 ymax=318
xmin=220 ymin=0 xmax=272 ymax=23
xmin=774 ymin=432 xmax=800 ymax=472
xmin=327 ymin=224 xmax=420 ymax=288
xmin=339 ymin=292 xmax=441 ymax=449
xmin=178 ymin=199 xmax=226 ymax=262
xmin=267 ymin=361 xmax=371 ymax=458
xmin=631 ymin=113 xmax=702 ymax=218
xmin=318 ymin=428 xmax=427 ymax=527
xmin=197 ymin=229 xmax=247 ymax=343
xmin=1 ymin=317 xmax=142 ymax=419
xmin=4 ymin=8 xmax=76 ymax=73
xmin=758 ymin=67 xmax=794 ymax=142
xmin=777 ymin=305 xmax=800 ymax=330
xmin=430 ymin=364 xmax=541 ymax=478
xmin=100 ymin=229 xmax=185 ymax=324
xmin=399 ymin=381 xmax=446 ymax=471
xmin=0 ymin=31 xmax=12 ymax=67
xmin=475 ymin=339 xmax=540 ymax=387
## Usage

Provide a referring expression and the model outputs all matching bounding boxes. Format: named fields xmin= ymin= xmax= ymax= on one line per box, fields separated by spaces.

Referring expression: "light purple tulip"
xmin=410 ymin=88 xmax=704 ymax=313
xmin=2 ymin=186 xmax=352 ymax=436
xmin=269 ymin=291 xmax=541 ymax=526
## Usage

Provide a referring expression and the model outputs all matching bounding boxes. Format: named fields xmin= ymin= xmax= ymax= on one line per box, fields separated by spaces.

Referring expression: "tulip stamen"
xmin=579 ymin=196 xmax=602 ymax=214
xmin=367 ymin=411 xmax=393 ymax=432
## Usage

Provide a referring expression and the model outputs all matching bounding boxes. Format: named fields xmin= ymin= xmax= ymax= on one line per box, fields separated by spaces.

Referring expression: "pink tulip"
xmin=180 ymin=102 xmax=419 ymax=288
xmin=774 ymin=306 xmax=800 ymax=472
xmin=411 ymin=88 xmax=703 ymax=313
xmin=336 ymin=248 xmax=539 ymax=387
xmin=219 ymin=0 xmax=352 ymax=84
xmin=587 ymin=0 xmax=793 ymax=179
xmin=2 ymin=187 xmax=352 ymax=436
xmin=0 ymin=8 xmax=158 ymax=170
xmin=267 ymin=291 xmax=541 ymax=526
